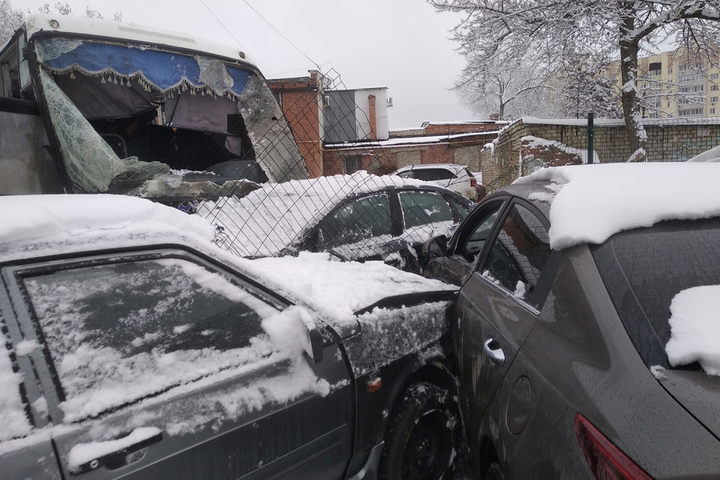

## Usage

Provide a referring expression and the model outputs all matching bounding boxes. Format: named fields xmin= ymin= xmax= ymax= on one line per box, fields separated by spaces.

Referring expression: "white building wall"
xmin=354 ymin=88 xmax=390 ymax=140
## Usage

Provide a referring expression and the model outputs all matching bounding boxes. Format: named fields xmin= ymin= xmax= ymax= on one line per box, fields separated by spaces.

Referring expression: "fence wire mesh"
xmin=193 ymin=69 xmax=475 ymax=270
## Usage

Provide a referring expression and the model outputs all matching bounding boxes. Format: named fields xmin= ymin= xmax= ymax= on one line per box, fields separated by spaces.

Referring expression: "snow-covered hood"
xmin=516 ymin=163 xmax=720 ymax=250
xmin=199 ymin=171 xmax=432 ymax=258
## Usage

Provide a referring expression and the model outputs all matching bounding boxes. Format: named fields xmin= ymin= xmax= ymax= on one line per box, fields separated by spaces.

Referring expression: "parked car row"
xmin=3 ymin=12 xmax=720 ymax=480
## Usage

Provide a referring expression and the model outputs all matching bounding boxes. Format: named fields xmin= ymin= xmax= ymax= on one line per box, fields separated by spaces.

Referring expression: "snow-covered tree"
xmin=555 ymin=53 xmax=622 ymax=119
xmin=429 ymin=0 xmax=720 ymax=160
xmin=0 ymin=0 xmax=23 ymax=45
xmin=455 ymin=47 xmax=557 ymax=119
xmin=1 ymin=1 xmax=122 ymax=45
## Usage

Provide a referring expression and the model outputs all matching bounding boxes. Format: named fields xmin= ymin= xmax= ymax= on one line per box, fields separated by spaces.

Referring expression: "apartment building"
xmin=608 ymin=47 xmax=720 ymax=118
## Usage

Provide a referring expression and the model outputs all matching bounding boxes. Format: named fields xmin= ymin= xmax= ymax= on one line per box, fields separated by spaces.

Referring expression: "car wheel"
xmin=379 ymin=382 xmax=459 ymax=480
xmin=484 ymin=462 xmax=505 ymax=480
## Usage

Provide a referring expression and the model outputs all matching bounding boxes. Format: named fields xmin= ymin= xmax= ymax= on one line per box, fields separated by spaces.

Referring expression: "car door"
xmin=454 ymin=201 xmax=556 ymax=442
xmin=312 ymin=192 xmax=398 ymax=261
xmin=2 ymin=249 xmax=352 ymax=480
xmin=424 ymin=197 xmax=508 ymax=286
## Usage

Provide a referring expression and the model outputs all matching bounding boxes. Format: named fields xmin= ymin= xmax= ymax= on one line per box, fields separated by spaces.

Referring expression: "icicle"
xmin=101 ymin=76 xmax=106 ymax=84
xmin=69 ymin=71 xmax=76 ymax=80
xmin=127 ymin=78 xmax=132 ymax=87
xmin=113 ymin=77 xmax=118 ymax=84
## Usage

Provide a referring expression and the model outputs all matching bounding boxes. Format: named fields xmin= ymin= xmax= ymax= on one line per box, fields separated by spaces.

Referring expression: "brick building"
xmin=268 ymin=71 xmax=503 ymax=179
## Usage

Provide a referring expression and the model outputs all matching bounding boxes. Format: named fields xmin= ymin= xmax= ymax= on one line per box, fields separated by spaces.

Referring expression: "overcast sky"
xmin=15 ymin=0 xmax=478 ymax=129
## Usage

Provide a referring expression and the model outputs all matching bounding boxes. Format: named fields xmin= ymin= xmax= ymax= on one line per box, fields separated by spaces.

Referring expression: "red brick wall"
xmin=268 ymin=75 xmax=323 ymax=178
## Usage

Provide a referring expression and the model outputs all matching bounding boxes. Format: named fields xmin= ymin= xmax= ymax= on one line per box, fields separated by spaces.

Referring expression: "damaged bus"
xmin=0 ymin=14 xmax=307 ymax=207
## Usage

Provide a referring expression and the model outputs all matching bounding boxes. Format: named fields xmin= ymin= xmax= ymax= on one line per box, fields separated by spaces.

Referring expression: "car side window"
xmin=447 ymin=197 xmax=471 ymax=220
xmin=318 ymin=194 xmax=392 ymax=249
xmin=21 ymin=257 xmax=280 ymax=420
xmin=399 ymin=191 xmax=454 ymax=228
xmin=480 ymin=204 xmax=551 ymax=307
xmin=455 ymin=202 xmax=505 ymax=264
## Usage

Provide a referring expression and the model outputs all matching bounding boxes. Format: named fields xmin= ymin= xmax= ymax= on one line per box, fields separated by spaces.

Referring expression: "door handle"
xmin=484 ymin=338 xmax=506 ymax=365
xmin=69 ymin=427 xmax=163 ymax=474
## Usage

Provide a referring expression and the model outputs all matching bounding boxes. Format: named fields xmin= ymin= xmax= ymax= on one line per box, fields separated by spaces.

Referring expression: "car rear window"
xmin=592 ymin=218 xmax=720 ymax=368
xmin=411 ymin=169 xmax=455 ymax=182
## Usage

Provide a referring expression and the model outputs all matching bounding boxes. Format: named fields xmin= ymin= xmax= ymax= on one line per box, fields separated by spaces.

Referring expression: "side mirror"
xmin=421 ymin=235 xmax=448 ymax=259
xmin=303 ymin=327 xmax=324 ymax=363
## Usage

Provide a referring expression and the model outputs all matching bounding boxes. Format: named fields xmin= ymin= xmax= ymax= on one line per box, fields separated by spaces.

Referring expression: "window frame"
xmin=398 ymin=190 xmax=456 ymax=229
xmin=473 ymin=198 xmax=558 ymax=313
xmin=3 ymin=246 xmax=292 ymax=422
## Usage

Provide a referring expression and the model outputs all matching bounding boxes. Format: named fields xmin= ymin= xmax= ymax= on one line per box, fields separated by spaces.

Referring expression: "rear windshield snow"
xmin=592 ymin=217 xmax=720 ymax=373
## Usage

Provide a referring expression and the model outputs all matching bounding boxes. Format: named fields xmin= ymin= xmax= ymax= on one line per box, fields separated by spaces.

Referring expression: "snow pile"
xmin=521 ymin=135 xmax=599 ymax=165
xmin=0 ymin=194 xmax=215 ymax=245
xmin=199 ymin=171 xmax=429 ymax=257
xmin=687 ymin=145 xmax=720 ymax=163
xmin=665 ymin=285 xmax=720 ymax=377
xmin=252 ymin=252 xmax=456 ymax=328
xmin=516 ymin=163 xmax=720 ymax=250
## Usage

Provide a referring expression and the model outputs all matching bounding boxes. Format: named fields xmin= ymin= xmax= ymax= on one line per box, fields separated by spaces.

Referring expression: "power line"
xmin=242 ymin=0 xmax=322 ymax=72
xmin=197 ymin=0 xmax=264 ymax=69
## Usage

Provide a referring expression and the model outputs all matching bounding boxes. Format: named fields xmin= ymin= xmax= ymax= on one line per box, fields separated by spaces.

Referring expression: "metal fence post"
xmin=587 ymin=112 xmax=594 ymax=164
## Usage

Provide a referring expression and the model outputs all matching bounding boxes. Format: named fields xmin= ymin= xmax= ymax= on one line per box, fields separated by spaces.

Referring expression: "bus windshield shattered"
xmin=23 ymin=28 xmax=306 ymax=201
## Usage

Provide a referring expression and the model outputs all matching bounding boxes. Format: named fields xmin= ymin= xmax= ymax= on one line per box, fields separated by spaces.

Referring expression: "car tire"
xmin=379 ymin=382 xmax=459 ymax=480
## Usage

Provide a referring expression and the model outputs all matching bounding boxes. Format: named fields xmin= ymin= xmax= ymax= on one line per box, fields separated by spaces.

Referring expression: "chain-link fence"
xmin=191 ymin=69 xmax=476 ymax=271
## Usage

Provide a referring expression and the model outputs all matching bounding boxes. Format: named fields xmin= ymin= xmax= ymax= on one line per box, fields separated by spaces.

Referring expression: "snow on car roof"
xmin=0 ymin=194 xmax=216 ymax=247
xmin=199 ymin=171 xmax=431 ymax=258
xmin=516 ymin=163 xmax=720 ymax=250
xmin=24 ymin=14 xmax=254 ymax=65
xmin=0 ymin=194 xmax=452 ymax=328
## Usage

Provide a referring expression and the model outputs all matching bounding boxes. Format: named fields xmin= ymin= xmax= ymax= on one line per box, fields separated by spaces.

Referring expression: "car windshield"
xmin=33 ymin=37 xmax=304 ymax=193
xmin=592 ymin=218 xmax=720 ymax=369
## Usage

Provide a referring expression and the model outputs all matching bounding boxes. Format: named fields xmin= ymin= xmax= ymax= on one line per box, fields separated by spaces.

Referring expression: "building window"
xmin=711 ymin=108 xmax=717 ymax=115
xmin=668 ymin=68 xmax=673 ymax=75
xmin=711 ymin=96 xmax=719 ymax=103
xmin=679 ymin=107 xmax=704 ymax=117
xmin=344 ymin=156 xmax=363 ymax=174
xmin=711 ymin=73 xmax=719 ymax=80
xmin=712 ymin=85 xmax=719 ymax=91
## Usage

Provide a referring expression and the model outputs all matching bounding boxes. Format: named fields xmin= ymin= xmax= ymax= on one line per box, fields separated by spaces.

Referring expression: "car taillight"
xmin=574 ymin=413 xmax=653 ymax=480
xmin=470 ymin=178 xmax=477 ymax=187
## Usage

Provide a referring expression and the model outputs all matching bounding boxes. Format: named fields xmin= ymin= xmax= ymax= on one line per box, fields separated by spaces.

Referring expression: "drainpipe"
xmin=368 ymin=95 xmax=377 ymax=140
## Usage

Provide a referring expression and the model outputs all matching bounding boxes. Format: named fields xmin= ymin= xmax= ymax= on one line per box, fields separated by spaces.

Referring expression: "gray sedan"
xmin=423 ymin=167 xmax=720 ymax=480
